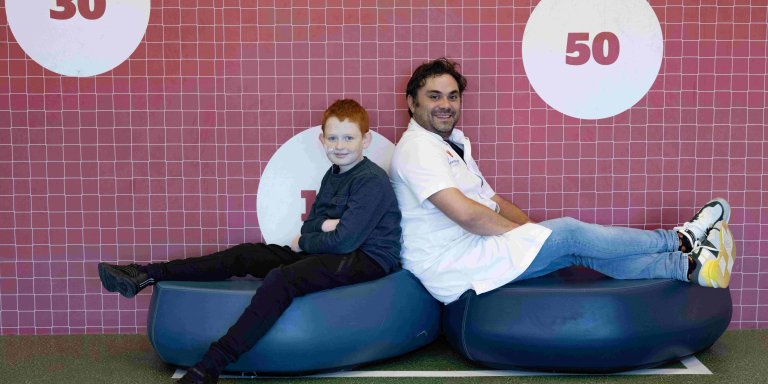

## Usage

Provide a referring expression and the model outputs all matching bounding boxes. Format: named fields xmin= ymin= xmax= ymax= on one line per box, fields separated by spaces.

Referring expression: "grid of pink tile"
xmin=0 ymin=1 xmax=766 ymax=334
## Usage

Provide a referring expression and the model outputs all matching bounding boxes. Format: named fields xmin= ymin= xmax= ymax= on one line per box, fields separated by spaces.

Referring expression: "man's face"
xmin=408 ymin=74 xmax=462 ymax=139
xmin=319 ymin=116 xmax=371 ymax=173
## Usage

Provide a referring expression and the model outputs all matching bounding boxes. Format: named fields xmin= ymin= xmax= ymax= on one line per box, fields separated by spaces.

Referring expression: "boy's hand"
xmin=321 ymin=219 xmax=340 ymax=232
xmin=290 ymin=234 xmax=302 ymax=253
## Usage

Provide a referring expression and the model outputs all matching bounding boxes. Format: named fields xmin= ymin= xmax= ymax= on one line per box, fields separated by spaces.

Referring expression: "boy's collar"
xmin=331 ymin=157 xmax=368 ymax=175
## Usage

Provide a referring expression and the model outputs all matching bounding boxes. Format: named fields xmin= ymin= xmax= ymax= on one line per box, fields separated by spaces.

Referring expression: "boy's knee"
xmin=262 ymin=267 xmax=287 ymax=286
xmin=224 ymin=243 xmax=258 ymax=275
xmin=231 ymin=243 xmax=256 ymax=253
xmin=261 ymin=268 xmax=301 ymax=298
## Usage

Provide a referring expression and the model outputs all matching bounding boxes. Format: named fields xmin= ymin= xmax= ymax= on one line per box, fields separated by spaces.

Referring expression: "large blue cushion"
xmin=147 ymin=269 xmax=441 ymax=374
xmin=443 ymin=267 xmax=732 ymax=372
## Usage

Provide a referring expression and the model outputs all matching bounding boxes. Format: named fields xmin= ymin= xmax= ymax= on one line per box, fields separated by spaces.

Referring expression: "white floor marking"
xmin=172 ymin=356 xmax=712 ymax=379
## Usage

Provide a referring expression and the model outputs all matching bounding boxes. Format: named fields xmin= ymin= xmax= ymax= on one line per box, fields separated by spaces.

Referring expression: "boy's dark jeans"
xmin=146 ymin=243 xmax=388 ymax=375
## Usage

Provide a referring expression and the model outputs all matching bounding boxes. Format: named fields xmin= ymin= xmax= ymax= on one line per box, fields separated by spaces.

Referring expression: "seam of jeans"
xmin=460 ymin=293 xmax=474 ymax=361
xmin=503 ymin=279 xmax=675 ymax=293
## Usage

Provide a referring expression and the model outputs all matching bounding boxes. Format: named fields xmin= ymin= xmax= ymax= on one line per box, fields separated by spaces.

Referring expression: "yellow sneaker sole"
xmin=698 ymin=222 xmax=736 ymax=288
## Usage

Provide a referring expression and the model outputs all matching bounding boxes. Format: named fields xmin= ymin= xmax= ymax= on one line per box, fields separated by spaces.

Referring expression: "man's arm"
xmin=428 ymin=188 xmax=519 ymax=236
xmin=491 ymin=194 xmax=533 ymax=225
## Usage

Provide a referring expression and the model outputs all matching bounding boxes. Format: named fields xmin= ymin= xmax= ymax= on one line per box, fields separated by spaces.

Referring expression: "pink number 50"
xmin=50 ymin=0 xmax=106 ymax=20
xmin=565 ymin=32 xmax=620 ymax=65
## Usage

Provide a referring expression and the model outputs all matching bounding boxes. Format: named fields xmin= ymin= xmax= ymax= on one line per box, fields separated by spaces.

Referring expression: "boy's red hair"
xmin=321 ymin=99 xmax=369 ymax=134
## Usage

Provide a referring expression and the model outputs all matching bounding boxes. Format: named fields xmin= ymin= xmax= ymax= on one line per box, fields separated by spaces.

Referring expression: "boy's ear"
xmin=362 ymin=132 xmax=372 ymax=149
xmin=318 ymin=131 xmax=325 ymax=145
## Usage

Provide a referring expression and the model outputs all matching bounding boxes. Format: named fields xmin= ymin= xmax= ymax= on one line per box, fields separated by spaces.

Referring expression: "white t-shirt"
xmin=390 ymin=119 xmax=552 ymax=304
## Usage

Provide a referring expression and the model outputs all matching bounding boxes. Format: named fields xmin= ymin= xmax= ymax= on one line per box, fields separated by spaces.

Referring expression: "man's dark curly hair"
xmin=405 ymin=58 xmax=467 ymax=117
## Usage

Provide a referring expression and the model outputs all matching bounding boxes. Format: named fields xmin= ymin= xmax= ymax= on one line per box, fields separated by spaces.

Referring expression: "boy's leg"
xmin=98 ymin=243 xmax=302 ymax=298
xmin=182 ymin=250 xmax=386 ymax=382
xmin=145 ymin=243 xmax=302 ymax=281
xmin=516 ymin=217 xmax=688 ymax=282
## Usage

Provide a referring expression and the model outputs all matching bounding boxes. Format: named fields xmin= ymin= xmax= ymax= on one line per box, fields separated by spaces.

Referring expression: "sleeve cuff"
xmin=416 ymin=182 xmax=457 ymax=204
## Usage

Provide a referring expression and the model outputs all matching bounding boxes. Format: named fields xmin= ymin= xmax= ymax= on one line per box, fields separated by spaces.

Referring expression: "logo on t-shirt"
xmin=447 ymin=150 xmax=461 ymax=167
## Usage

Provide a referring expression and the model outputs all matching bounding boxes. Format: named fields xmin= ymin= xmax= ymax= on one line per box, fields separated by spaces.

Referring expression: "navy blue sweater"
xmin=298 ymin=157 xmax=402 ymax=273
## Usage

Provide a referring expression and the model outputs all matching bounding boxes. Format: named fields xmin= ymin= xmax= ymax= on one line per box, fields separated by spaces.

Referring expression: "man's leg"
xmin=516 ymin=217 xmax=688 ymax=282
xmin=179 ymin=250 xmax=387 ymax=383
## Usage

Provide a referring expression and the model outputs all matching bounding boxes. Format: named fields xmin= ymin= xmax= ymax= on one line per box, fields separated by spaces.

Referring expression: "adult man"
xmin=390 ymin=58 xmax=735 ymax=304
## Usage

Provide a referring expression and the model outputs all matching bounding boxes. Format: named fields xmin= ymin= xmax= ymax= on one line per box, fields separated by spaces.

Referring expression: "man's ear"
xmin=362 ymin=132 xmax=372 ymax=149
xmin=406 ymin=95 xmax=415 ymax=115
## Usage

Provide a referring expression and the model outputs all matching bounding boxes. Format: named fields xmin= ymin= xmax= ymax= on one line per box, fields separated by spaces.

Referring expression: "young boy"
xmin=97 ymin=99 xmax=402 ymax=384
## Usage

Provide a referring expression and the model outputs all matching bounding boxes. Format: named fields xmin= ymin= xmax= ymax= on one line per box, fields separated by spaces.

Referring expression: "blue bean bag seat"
xmin=147 ymin=269 xmax=441 ymax=374
xmin=443 ymin=267 xmax=732 ymax=373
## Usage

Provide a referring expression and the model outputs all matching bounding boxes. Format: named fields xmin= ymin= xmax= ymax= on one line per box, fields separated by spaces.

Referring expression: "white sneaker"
xmin=690 ymin=221 xmax=736 ymax=288
xmin=675 ymin=198 xmax=730 ymax=251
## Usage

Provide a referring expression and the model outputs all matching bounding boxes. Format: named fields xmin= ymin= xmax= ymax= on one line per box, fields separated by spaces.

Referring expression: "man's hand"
xmin=321 ymin=219 xmax=340 ymax=232
xmin=290 ymin=234 xmax=302 ymax=253
xmin=491 ymin=195 xmax=533 ymax=225
xmin=428 ymin=188 xmax=519 ymax=236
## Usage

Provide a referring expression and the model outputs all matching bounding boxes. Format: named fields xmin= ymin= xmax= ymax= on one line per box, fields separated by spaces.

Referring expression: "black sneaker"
xmin=97 ymin=262 xmax=154 ymax=298
xmin=177 ymin=367 xmax=218 ymax=384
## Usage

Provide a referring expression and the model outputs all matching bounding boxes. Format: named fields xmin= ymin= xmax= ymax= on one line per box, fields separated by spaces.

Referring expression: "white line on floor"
xmin=172 ymin=356 xmax=712 ymax=379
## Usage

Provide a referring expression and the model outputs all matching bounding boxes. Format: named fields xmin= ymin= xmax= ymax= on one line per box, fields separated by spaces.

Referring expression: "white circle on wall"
xmin=257 ymin=126 xmax=394 ymax=246
xmin=5 ymin=0 xmax=151 ymax=77
xmin=522 ymin=0 xmax=663 ymax=120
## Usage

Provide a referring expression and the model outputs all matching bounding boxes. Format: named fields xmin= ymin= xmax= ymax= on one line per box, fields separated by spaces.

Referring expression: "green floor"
xmin=1 ymin=330 xmax=766 ymax=384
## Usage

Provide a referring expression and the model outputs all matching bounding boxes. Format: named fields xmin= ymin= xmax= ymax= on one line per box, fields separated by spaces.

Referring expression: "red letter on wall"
xmin=300 ymin=190 xmax=317 ymax=221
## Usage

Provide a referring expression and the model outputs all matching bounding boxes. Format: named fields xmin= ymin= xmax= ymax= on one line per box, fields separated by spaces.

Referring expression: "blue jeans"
xmin=516 ymin=217 xmax=689 ymax=282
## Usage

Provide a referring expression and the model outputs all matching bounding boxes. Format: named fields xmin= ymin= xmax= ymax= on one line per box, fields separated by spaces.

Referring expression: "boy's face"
xmin=319 ymin=116 xmax=371 ymax=173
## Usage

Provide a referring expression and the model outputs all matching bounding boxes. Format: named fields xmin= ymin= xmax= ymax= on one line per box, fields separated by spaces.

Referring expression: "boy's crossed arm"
xmin=292 ymin=175 xmax=392 ymax=254
xmin=290 ymin=218 xmax=338 ymax=252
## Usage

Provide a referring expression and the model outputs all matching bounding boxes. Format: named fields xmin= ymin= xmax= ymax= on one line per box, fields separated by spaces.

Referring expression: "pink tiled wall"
xmin=0 ymin=1 xmax=766 ymax=334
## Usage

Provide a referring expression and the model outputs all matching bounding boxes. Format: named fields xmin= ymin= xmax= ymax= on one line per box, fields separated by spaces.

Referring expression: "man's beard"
xmin=414 ymin=101 xmax=459 ymax=136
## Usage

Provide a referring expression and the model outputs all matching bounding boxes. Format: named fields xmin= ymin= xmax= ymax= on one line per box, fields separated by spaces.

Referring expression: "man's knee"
xmin=543 ymin=217 xmax=583 ymax=238
xmin=548 ymin=216 xmax=579 ymax=228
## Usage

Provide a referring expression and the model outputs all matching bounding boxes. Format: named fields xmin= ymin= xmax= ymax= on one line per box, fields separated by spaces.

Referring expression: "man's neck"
xmin=411 ymin=118 xmax=454 ymax=140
